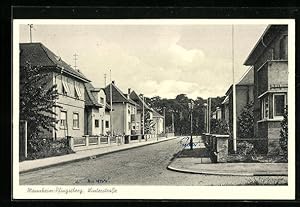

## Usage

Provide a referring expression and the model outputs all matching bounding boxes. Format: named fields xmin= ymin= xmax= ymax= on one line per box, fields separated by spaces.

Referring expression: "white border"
xmin=13 ymin=19 xmax=295 ymax=200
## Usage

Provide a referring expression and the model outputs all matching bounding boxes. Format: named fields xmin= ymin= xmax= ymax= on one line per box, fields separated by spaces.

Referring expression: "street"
xmin=20 ymin=137 xmax=287 ymax=186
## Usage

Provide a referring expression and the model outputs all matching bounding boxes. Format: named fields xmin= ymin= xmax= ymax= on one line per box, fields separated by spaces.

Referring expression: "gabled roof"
xmin=104 ymin=83 xmax=137 ymax=105
xmin=84 ymin=82 xmax=101 ymax=108
xmin=225 ymin=67 xmax=254 ymax=96
xmin=129 ymin=90 xmax=152 ymax=111
xmin=244 ymin=25 xmax=288 ymax=66
xmin=221 ymin=95 xmax=229 ymax=105
xmin=20 ymin=42 xmax=90 ymax=82
xmin=237 ymin=67 xmax=254 ymax=86
xmin=153 ymin=110 xmax=164 ymax=118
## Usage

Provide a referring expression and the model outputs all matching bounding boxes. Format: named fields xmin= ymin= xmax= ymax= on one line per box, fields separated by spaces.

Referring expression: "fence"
xmin=228 ymin=137 xmax=282 ymax=155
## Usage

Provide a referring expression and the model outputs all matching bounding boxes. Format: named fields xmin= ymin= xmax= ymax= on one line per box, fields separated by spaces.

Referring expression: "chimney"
xmin=112 ymin=80 xmax=115 ymax=84
xmin=128 ymin=88 xmax=131 ymax=95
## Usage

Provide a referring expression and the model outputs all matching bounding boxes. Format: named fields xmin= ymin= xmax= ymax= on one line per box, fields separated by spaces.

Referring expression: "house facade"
xmin=244 ymin=25 xmax=288 ymax=153
xmin=20 ymin=43 xmax=90 ymax=140
xmin=104 ymin=82 xmax=138 ymax=137
xmin=152 ymin=110 xmax=164 ymax=135
xmin=222 ymin=67 xmax=254 ymax=136
xmin=84 ymin=83 xmax=110 ymax=136
xmin=129 ymin=89 xmax=155 ymax=136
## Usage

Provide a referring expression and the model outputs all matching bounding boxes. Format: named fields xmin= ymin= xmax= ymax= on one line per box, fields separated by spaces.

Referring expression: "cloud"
xmin=19 ymin=24 xmax=265 ymax=99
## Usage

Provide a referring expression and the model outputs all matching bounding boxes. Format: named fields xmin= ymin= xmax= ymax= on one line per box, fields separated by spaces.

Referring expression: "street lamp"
xmin=188 ymin=100 xmax=194 ymax=150
xmin=203 ymin=103 xmax=208 ymax=134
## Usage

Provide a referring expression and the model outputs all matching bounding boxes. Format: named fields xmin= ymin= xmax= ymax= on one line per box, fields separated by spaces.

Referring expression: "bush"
xmin=279 ymin=107 xmax=288 ymax=159
xmin=236 ymin=141 xmax=255 ymax=155
xmin=210 ymin=119 xmax=229 ymax=135
xmin=238 ymin=101 xmax=254 ymax=138
xmin=27 ymin=138 xmax=74 ymax=160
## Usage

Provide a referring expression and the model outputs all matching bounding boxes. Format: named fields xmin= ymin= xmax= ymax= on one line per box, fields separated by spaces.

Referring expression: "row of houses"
xmin=20 ymin=42 xmax=165 ymax=143
xmin=212 ymin=25 xmax=288 ymax=153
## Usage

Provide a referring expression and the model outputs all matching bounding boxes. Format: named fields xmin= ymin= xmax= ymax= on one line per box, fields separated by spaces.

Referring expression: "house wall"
xmin=125 ymin=103 xmax=137 ymax=135
xmin=104 ymin=111 xmax=111 ymax=135
xmin=253 ymin=28 xmax=288 ymax=138
xmin=111 ymin=102 xmax=126 ymax=135
xmin=257 ymin=120 xmax=282 ymax=153
xmin=228 ymin=84 xmax=253 ymax=138
xmin=52 ymin=72 xmax=85 ymax=139
xmin=153 ymin=117 xmax=164 ymax=134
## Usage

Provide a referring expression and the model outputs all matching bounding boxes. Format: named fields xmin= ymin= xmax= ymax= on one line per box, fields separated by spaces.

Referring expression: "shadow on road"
xmin=179 ymin=148 xmax=210 ymax=158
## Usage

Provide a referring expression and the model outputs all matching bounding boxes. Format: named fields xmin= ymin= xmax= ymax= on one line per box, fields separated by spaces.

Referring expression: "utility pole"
xmin=142 ymin=94 xmax=145 ymax=141
xmin=109 ymin=69 xmax=113 ymax=138
xmin=207 ymin=98 xmax=211 ymax=134
xmin=28 ymin=24 xmax=33 ymax=43
xmin=232 ymin=24 xmax=237 ymax=153
xmin=171 ymin=111 xmax=174 ymax=134
xmin=188 ymin=100 xmax=194 ymax=150
xmin=73 ymin=53 xmax=78 ymax=71
xmin=163 ymin=107 xmax=166 ymax=136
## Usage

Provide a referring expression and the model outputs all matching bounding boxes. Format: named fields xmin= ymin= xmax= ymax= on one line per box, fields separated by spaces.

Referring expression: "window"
xmin=74 ymin=82 xmax=82 ymax=99
xmin=274 ymin=94 xmax=286 ymax=118
xmin=62 ymin=78 xmax=70 ymax=95
xmin=128 ymin=105 xmax=131 ymax=114
xmin=280 ymin=35 xmax=288 ymax=60
xmin=260 ymin=96 xmax=269 ymax=119
xmin=60 ymin=111 xmax=67 ymax=128
xmin=73 ymin=113 xmax=79 ymax=128
xmin=105 ymin=121 xmax=109 ymax=128
xmin=100 ymin=97 xmax=104 ymax=104
xmin=95 ymin=119 xmax=99 ymax=128
xmin=128 ymin=122 xmax=131 ymax=130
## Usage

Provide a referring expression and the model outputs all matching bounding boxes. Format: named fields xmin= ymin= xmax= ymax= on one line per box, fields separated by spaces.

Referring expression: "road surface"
xmin=20 ymin=137 xmax=287 ymax=185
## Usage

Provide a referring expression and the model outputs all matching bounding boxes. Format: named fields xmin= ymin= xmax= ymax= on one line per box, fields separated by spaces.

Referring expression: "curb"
xmin=167 ymin=164 xmax=288 ymax=176
xmin=20 ymin=137 xmax=178 ymax=174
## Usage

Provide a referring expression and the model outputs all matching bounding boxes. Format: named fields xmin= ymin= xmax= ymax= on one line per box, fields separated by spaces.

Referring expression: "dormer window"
xmin=74 ymin=82 xmax=82 ymax=99
xmin=100 ymin=97 xmax=104 ymax=104
xmin=62 ymin=78 xmax=70 ymax=95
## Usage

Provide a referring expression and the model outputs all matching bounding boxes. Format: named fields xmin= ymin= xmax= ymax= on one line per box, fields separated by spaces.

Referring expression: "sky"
xmin=19 ymin=23 xmax=267 ymax=99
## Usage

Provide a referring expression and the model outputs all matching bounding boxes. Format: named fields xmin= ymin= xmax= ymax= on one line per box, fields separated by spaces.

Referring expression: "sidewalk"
xmin=168 ymin=137 xmax=288 ymax=176
xmin=20 ymin=136 xmax=178 ymax=173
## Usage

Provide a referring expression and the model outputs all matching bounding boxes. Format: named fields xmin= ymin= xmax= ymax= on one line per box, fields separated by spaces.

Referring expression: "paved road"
xmin=20 ymin=137 xmax=287 ymax=185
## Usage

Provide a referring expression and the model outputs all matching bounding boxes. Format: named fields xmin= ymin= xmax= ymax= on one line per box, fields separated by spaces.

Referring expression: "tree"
xmin=238 ymin=101 xmax=254 ymax=138
xmin=20 ymin=63 xmax=59 ymax=141
xmin=144 ymin=110 xmax=155 ymax=134
xmin=280 ymin=107 xmax=288 ymax=157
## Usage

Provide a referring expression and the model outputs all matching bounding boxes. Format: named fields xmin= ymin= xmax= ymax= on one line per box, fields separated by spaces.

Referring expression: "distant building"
xmin=152 ymin=110 xmax=164 ymax=135
xmin=244 ymin=25 xmax=288 ymax=153
xmin=20 ymin=43 xmax=90 ymax=140
xmin=129 ymin=89 xmax=154 ymax=135
xmin=84 ymin=83 xmax=110 ymax=136
xmin=104 ymin=82 xmax=138 ymax=137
